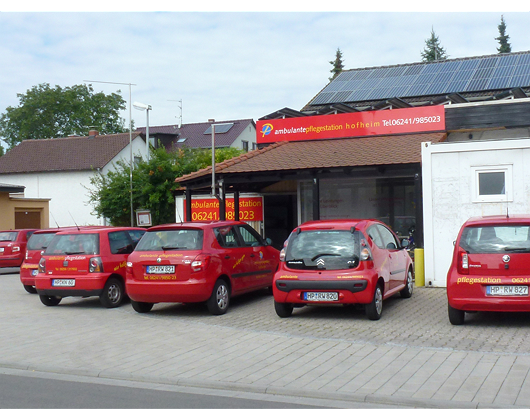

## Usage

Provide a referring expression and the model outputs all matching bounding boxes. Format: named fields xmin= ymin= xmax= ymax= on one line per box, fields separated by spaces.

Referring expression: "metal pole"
xmin=146 ymin=107 xmax=150 ymax=160
xmin=129 ymin=85 xmax=133 ymax=227
xmin=211 ymin=124 xmax=215 ymax=198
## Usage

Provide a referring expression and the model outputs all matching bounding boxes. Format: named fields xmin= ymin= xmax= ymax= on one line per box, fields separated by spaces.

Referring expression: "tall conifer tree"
xmin=495 ymin=15 xmax=512 ymax=53
xmin=329 ymin=48 xmax=344 ymax=81
xmin=421 ymin=28 xmax=448 ymax=62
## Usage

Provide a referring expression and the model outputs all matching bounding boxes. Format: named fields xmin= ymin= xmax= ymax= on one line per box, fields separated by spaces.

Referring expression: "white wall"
xmin=422 ymin=138 xmax=530 ymax=287
xmin=230 ymin=123 xmax=257 ymax=150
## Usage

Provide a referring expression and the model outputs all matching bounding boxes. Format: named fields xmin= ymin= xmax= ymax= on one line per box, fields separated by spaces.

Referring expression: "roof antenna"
xmin=68 ymin=211 xmax=80 ymax=231
xmin=50 ymin=212 xmax=60 ymax=228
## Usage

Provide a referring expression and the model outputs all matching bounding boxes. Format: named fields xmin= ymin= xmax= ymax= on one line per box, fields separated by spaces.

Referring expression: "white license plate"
xmin=147 ymin=265 xmax=175 ymax=274
xmin=304 ymin=292 xmax=339 ymax=301
xmin=486 ymin=285 xmax=528 ymax=296
xmin=52 ymin=279 xmax=75 ymax=287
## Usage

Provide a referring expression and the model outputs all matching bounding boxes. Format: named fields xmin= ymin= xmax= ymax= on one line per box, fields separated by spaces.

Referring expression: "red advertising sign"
xmin=184 ymin=197 xmax=263 ymax=222
xmin=256 ymin=105 xmax=445 ymax=143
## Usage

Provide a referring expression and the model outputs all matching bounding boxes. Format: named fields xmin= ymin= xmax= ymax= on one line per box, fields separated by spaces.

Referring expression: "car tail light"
xmin=25 ymin=250 xmax=29 ymax=260
xmin=457 ymin=248 xmax=469 ymax=274
xmin=38 ymin=257 xmax=46 ymax=273
xmin=191 ymin=253 xmax=211 ymax=272
xmin=13 ymin=245 xmax=20 ymax=252
xmin=89 ymin=257 xmax=103 ymax=273
xmin=360 ymin=247 xmax=372 ymax=261
xmin=279 ymin=248 xmax=286 ymax=262
xmin=126 ymin=261 xmax=133 ymax=274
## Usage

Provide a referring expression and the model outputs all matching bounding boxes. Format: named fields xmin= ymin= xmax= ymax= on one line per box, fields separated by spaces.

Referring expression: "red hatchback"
xmin=447 ymin=215 xmax=530 ymax=325
xmin=126 ymin=221 xmax=280 ymax=315
xmin=272 ymin=219 xmax=414 ymax=320
xmin=0 ymin=229 xmax=36 ymax=268
xmin=35 ymin=227 xmax=146 ymax=308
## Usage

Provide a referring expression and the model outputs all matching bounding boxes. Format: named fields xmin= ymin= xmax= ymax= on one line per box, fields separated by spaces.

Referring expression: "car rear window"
xmin=460 ymin=225 xmax=530 ymax=254
xmin=285 ymin=230 xmax=362 ymax=270
xmin=45 ymin=233 xmax=100 ymax=255
xmin=135 ymin=229 xmax=203 ymax=251
xmin=0 ymin=232 xmax=18 ymax=242
xmin=27 ymin=233 xmax=57 ymax=251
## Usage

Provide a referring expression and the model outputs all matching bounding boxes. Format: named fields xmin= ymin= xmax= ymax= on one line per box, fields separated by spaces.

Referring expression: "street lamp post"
xmin=133 ymin=102 xmax=152 ymax=160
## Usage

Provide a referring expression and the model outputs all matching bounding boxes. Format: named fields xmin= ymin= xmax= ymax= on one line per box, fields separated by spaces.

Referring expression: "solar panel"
xmin=309 ymin=52 xmax=530 ymax=106
xmin=203 ymin=123 xmax=234 ymax=135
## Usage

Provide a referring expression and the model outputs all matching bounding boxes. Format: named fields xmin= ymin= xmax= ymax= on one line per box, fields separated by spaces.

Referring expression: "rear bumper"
xmin=35 ymin=273 xmax=109 ymax=297
xmin=449 ymin=296 xmax=530 ymax=312
xmin=0 ymin=256 xmax=23 ymax=268
xmin=273 ymin=278 xmax=372 ymax=305
xmin=126 ymin=275 xmax=214 ymax=303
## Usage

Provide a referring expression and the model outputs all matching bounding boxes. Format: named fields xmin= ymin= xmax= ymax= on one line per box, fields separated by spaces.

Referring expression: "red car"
xmin=20 ymin=226 xmax=105 ymax=294
xmin=272 ymin=219 xmax=414 ymax=320
xmin=447 ymin=215 xmax=530 ymax=325
xmin=35 ymin=227 xmax=146 ymax=308
xmin=0 ymin=229 xmax=36 ymax=269
xmin=126 ymin=221 xmax=280 ymax=315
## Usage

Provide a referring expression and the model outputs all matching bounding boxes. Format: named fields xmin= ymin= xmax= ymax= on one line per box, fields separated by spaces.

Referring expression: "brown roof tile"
xmin=175 ymin=132 xmax=446 ymax=184
xmin=0 ymin=132 xmax=142 ymax=174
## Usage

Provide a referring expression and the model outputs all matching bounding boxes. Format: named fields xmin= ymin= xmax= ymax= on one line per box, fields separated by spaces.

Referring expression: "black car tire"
xmin=207 ymin=279 xmax=230 ymax=315
xmin=274 ymin=301 xmax=293 ymax=318
xmin=448 ymin=303 xmax=465 ymax=325
xmin=39 ymin=295 xmax=62 ymax=307
xmin=24 ymin=285 xmax=38 ymax=294
xmin=131 ymin=300 xmax=154 ymax=313
xmin=365 ymin=284 xmax=383 ymax=320
xmin=400 ymin=270 xmax=414 ymax=298
xmin=100 ymin=277 xmax=124 ymax=308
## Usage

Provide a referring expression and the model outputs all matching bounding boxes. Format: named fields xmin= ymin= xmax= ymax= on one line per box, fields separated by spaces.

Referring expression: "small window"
xmin=236 ymin=225 xmax=263 ymax=247
xmin=473 ymin=165 xmax=512 ymax=203
xmin=242 ymin=141 xmax=249 ymax=152
xmin=214 ymin=226 xmax=240 ymax=248
xmin=109 ymin=231 xmax=133 ymax=254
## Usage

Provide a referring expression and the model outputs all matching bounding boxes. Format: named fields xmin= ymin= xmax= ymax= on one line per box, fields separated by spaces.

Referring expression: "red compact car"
xmin=0 ymin=229 xmax=36 ymax=269
xmin=20 ymin=226 xmax=106 ymax=294
xmin=272 ymin=219 xmax=414 ymax=320
xmin=126 ymin=221 xmax=280 ymax=315
xmin=447 ymin=215 xmax=530 ymax=325
xmin=35 ymin=227 xmax=146 ymax=308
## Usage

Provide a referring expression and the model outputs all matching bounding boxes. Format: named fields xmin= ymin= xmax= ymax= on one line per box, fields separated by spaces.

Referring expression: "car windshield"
xmin=285 ymin=229 xmax=362 ymax=270
xmin=27 ymin=233 xmax=57 ymax=250
xmin=45 ymin=233 xmax=100 ymax=255
xmin=460 ymin=225 xmax=530 ymax=253
xmin=135 ymin=229 xmax=203 ymax=251
xmin=0 ymin=232 xmax=18 ymax=242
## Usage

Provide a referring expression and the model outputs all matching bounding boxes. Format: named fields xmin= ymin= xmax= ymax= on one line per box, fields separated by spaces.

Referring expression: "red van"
xmin=35 ymin=227 xmax=146 ymax=308
xmin=447 ymin=215 xmax=530 ymax=325
xmin=0 ymin=229 xmax=36 ymax=268
xmin=126 ymin=221 xmax=280 ymax=315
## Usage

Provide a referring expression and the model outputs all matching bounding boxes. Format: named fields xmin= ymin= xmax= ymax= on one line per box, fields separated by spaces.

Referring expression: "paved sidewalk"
xmin=2 ymin=271 xmax=530 ymax=408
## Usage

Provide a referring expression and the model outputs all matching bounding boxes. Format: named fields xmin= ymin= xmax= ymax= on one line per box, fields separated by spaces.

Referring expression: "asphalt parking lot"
xmin=2 ymin=269 xmax=530 ymax=408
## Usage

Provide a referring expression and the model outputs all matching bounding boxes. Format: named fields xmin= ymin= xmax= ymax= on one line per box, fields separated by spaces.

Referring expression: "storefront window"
xmin=298 ymin=178 xmax=415 ymax=238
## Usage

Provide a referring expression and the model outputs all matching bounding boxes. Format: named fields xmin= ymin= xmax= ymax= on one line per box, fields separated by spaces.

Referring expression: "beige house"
xmin=0 ymin=183 xmax=50 ymax=230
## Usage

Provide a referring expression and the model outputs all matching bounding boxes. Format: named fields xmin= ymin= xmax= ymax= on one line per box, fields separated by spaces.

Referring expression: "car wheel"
xmin=366 ymin=284 xmax=383 ymax=320
xmin=448 ymin=303 xmax=465 ymax=325
xmin=24 ymin=285 xmax=38 ymax=294
xmin=100 ymin=277 xmax=124 ymax=308
xmin=400 ymin=270 xmax=414 ymax=298
xmin=39 ymin=295 xmax=62 ymax=306
xmin=274 ymin=301 xmax=293 ymax=318
xmin=131 ymin=300 xmax=154 ymax=313
xmin=207 ymin=279 xmax=230 ymax=315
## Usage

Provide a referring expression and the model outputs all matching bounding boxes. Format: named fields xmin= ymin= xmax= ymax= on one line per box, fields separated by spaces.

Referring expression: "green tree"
xmin=0 ymin=83 xmax=127 ymax=150
xmin=329 ymin=48 xmax=344 ymax=81
xmin=421 ymin=28 xmax=448 ymax=62
xmin=87 ymin=146 xmax=244 ymax=226
xmin=495 ymin=15 xmax=512 ymax=53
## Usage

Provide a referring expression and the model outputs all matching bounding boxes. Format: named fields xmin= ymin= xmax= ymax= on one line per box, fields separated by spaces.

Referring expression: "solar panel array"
xmin=310 ymin=52 xmax=530 ymax=106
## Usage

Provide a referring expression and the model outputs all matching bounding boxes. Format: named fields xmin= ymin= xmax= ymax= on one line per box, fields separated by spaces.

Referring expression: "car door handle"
xmin=250 ymin=254 xmax=255 ymax=258
xmin=224 ymin=255 xmax=230 ymax=260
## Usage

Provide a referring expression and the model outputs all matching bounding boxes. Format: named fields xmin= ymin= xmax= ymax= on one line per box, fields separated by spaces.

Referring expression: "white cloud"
xmin=1 ymin=10 xmax=529 ymax=148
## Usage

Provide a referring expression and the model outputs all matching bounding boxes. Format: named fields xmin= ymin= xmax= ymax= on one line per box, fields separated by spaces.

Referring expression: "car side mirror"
xmin=386 ymin=243 xmax=397 ymax=250
xmin=265 ymin=238 xmax=272 ymax=246
xmin=401 ymin=239 xmax=410 ymax=248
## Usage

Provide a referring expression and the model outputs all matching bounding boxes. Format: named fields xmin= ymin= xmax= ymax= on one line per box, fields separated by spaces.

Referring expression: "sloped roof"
xmin=137 ymin=119 xmax=255 ymax=148
xmin=0 ymin=132 xmax=142 ymax=174
xmin=175 ymin=132 xmax=446 ymax=184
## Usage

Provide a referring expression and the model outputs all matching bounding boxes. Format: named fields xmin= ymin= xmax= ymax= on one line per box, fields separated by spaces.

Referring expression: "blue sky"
xmin=1 ymin=3 xmax=529 ymax=149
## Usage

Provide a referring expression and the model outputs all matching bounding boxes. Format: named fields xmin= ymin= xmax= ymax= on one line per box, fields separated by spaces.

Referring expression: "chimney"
xmin=88 ymin=130 xmax=99 ymax=138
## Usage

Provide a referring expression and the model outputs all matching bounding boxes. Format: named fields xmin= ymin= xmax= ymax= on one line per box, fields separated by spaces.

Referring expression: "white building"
xmin=0 ymin=130 xmax=146 ymax=227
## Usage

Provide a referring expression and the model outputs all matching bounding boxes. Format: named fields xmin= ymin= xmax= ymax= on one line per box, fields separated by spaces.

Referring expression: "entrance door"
xmin=263 ymin=194 xmax=297 ymax=250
